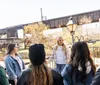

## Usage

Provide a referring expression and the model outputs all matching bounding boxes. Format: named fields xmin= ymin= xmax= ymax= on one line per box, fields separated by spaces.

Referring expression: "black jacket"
xmin=17 ymin=68 xmax=64 ymax=85
xmin=91 ymin=68 xmax=100 ymax=85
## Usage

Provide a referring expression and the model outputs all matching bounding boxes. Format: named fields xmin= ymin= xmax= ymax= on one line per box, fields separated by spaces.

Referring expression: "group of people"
xmin=0 ymin=43 xmax=25 ymax=85
xmin=0 ymin=37 xmax=100 ymax=85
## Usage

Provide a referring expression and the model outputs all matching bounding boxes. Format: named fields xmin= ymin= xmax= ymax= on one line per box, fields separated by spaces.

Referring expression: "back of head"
xmin=29 ymin=44 xmax=53 ymax=85
xmin=71 ymin=42 xmax=89 ymax=66
xmin=7 ymin=43 xmax=15 ymax=54
xmin=70 ymin=41 xmax=95 ymax=83
xmin=29 ymin=44 xmax=45 ymax=66
xmin=7 ymin=43 xmax=18 ymax=55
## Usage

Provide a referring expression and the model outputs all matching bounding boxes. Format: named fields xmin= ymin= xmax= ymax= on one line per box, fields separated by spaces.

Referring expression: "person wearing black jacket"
xmin=91 ymin=68 xmax=100 ymax=85
xmin=17 ymin=44 xmax=64 ymax=85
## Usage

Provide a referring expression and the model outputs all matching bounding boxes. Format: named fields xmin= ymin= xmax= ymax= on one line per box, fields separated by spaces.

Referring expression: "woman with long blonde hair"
xmin=53 ymin=37 xmax=69 ymax=74
xmin=17 ymin=44 xmax=64 ymax=85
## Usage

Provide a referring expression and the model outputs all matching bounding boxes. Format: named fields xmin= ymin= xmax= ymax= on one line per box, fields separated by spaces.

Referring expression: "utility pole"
xmin=40 ymin=8 xmax=47 ymax=21
xmin=40 ymin=8 xmax=43 ymax=21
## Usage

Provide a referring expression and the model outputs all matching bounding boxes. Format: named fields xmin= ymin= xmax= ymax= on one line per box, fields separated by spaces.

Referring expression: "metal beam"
xmin=0 ymin=9 xmax=100 ymax=32
xmin=43 ymin=10 xmax=100 ymax=28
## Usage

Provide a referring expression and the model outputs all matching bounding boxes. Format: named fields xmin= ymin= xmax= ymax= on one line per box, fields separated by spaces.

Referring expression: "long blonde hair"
xmin=55 ymin=37 xmax=67 ymax=55
xmin=29 ymin=63 xmax=53 ymax=85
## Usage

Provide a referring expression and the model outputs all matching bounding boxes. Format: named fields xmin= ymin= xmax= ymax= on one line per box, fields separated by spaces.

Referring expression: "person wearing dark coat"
xmin=17 ymin=44 xmax=64 ymax=85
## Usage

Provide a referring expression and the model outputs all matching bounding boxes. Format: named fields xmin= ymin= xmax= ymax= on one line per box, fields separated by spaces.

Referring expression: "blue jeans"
xmin=55 ymin=64 xmax=66 ymax=74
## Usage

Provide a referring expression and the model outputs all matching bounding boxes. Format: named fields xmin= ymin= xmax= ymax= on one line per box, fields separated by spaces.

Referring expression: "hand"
xmin=14 ymin=79 xmax=17 ymax=85
xmin=66 ymin=59 xmax=70 ymax=64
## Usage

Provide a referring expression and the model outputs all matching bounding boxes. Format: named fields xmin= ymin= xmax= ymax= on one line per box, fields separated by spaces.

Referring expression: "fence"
xmin=46 ymin=57 xmax=56 ymax=69
xmin=89 ymin=47 xmax=100 ymax=58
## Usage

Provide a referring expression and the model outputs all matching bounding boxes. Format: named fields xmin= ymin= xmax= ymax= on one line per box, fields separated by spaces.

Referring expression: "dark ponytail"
xmin=7 ymin=44 xmax=18 ymax=55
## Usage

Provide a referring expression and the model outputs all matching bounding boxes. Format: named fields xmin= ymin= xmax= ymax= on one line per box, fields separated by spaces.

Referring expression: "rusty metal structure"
xmin=0 ymin=9 xmax=100 ymax=49
xmin=43 ymin=9 xmax=100 ymax=28
xmin=0 ymin=9 xmax=100 ymax=35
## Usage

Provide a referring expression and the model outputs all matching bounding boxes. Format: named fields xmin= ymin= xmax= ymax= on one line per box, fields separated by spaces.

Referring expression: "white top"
xmin=54 ymin=46 xmax=66 ymax=64
xmin=14 ymin=56 xmax=23 ymax=71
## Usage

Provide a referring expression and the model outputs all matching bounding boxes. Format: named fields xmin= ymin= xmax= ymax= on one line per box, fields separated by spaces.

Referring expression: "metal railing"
xmin=24 ymin=57 xmax=56 ymax=69
xmin=46 ymin=57 xmax=56 ymax=69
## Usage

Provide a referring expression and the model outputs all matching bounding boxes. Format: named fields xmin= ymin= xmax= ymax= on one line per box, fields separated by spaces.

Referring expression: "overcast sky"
xmin=0 ymin=0 xmax=100 ymax=29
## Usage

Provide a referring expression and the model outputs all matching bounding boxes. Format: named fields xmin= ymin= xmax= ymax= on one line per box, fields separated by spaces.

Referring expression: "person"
xmin=90 ymin=68 xmax=100 ymax=85
xmin=61 ymin=42 xmax=96 ymax=85
xmin=17 ymin=44 xmax=64 ymax=85
xmin=4 ymin=43 xmax=25 ymax=85
xmin=52 ymin=37 xmax=69 ymax=74
xmin=0 ymin=65 xmax=9 ymax=85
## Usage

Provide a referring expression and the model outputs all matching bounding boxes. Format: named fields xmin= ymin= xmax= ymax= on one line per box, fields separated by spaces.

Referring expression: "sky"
xmin=0 ymin=0 xmax=100 ymax=29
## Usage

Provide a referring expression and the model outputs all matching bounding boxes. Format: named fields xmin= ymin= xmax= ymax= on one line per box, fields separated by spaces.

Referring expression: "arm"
xmin=22 ymin=60 xmax=25 ymax=69
xmin=66 ymin=47 xmax=71 ymax=63
xmin=52 ymin=48 xmax=56 ymax=60
xmin=0 ymin=66 xmax=9 ymax=85
xmin=61 ymin=64 xmax=72 ymax=85
xmin=61 ymin=64 xmax=71 ymax=80
xmin=91 ymin=69 xmax=100 ymax=85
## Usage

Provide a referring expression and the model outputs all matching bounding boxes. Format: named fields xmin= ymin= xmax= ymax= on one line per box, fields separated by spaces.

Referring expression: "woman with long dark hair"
xmin=17 ymin=44 xmax=64 ymax=85
xmin=4 ymin=43 xmax=25 ymax=85
xmin=62 ymin=42 xmax=96 ymax=85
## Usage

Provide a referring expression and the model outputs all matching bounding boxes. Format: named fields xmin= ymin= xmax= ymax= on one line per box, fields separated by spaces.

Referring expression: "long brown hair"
xmin=29 ymin=63 xmax=53 ymax=85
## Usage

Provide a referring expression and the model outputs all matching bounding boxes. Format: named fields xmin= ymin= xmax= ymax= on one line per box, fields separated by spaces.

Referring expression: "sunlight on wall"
xmin=82 ymin=22 xmax=100 ymax=35
xmin=17 ymin=29 xmax=24 ymax=39
xmin=43 ymin=28 xmax=62 ymax=38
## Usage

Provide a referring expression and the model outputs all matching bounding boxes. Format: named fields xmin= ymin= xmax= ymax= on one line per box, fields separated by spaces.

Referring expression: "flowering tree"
xmin=24 ymin=22 xmax=48 ymax=44
xmin=24 ymin=22 xmax=56 ymax=54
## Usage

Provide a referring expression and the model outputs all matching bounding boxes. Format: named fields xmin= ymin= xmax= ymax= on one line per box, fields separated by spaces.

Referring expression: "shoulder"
xmin=21 ymin=68 xmax=31 ymax=77
xmin=4 ymin=55 xmax=16 ymax=63
xmin=0 ymin=66 xmax=6 ymax=78
xmin=0 ymin=66 xmax=5 ymax=72
xmin=97 ymin=68 xmax=100 ymax=72
xmin=17 ymin=68 xmax=31 ymax=85
xmin=91 ymin=68 xmax=100 ymax=85
xmin=17 ymin=54 xmax=22 ymax=58
xmin=53 ymin=45 xmax=58 ymax=49
xmin=4 ymin=55 xmax=11 ymax=62
xmin=52 ymin=69 xmax=62 ymax=79
xmin=51 ymin=69 xmax=64 ymax=85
